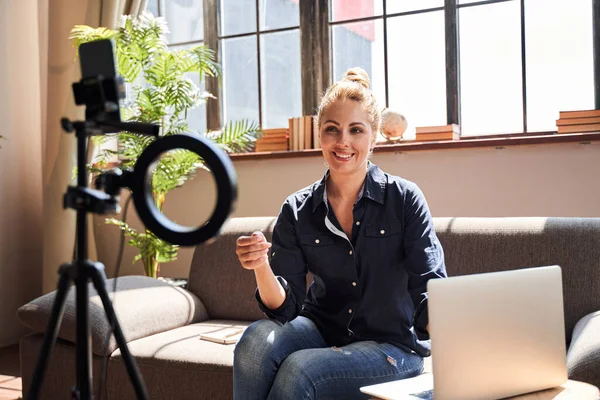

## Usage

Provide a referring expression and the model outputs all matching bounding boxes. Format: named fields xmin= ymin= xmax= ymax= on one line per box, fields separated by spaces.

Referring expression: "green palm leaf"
xmin=166 ymin=118 xmax=189 ymax=136
xmin=116 ymin=47 xmax=143 ymax=82
xmin=145 ymin=51 xmax=180 ymax=87
xmin=185 ymin=45 xmax=222 ymax=82
xmin=132 ymin=87 xmax=165 ymax=123
xmin=106 ymin=220 xmax=178 ymax=264
xmin=118 ymin=132 xmax=156 ymax=166
xmin=69 ymin=26 xmax=116 ymax=47
xmin=151 ymin=149 xmax=204 ymax=194
xmin=206 ymin=120 xmax=262 ymax=153
xmin=165 ymin=78 xmax=197 ymax=114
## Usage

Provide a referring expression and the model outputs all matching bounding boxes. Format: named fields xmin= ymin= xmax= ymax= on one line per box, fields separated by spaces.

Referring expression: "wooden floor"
xmin=0 ymin=345 xmax=21 ymax=400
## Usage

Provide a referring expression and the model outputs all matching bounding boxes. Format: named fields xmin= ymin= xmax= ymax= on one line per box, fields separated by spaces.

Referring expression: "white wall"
xmin=94 ymin=139 xmax=600 ymax=281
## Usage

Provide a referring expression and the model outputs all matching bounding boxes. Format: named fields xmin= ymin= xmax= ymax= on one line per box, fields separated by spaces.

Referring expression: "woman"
xmin=233 ymin=67 xmax=447 ymax=400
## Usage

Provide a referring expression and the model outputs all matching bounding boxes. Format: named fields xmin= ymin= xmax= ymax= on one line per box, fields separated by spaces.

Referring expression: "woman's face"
xmin=319 ymin=99 xmax=375 ymax=175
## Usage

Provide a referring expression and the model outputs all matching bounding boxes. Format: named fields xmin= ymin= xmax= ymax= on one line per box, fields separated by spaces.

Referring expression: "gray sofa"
xmin=18 ymin=217 xmax=600 ymax=399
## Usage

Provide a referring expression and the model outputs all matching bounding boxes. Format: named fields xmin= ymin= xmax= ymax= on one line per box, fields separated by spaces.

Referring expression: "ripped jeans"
xmin=233 ymin=316 xmax=424 ymax=400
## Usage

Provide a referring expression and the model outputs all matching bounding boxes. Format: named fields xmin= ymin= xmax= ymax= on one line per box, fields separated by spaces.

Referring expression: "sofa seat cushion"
xmin=107 ymin=320 xmax=252 ymax=400
xmin=111 ymin=320 xmax=253 ymax=372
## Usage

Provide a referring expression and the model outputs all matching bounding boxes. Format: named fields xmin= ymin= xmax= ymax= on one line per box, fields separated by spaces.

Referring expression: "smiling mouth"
xmin=333 ymin=151 xmax=354 ymax=161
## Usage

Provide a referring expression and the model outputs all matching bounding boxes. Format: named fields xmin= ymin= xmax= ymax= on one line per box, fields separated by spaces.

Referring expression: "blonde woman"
xmin=234 ymin=68 xmax=446 ymax=400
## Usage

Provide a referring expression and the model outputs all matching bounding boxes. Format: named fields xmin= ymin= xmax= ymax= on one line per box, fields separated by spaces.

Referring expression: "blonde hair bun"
xmin=343 ymin=67 xmax=371 ymax=89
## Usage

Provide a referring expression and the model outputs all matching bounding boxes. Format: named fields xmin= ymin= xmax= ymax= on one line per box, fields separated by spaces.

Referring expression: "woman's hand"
xmin=237 ymin=231 xmax=285 ymax=309
xmin=236 ymin=231 xmax=272 ymax=270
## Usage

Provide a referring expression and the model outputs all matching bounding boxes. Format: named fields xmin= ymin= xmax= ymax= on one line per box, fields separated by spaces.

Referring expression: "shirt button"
xmin=315 ymin=239 xmax=320 ymax=244
xmin=349 ymin=250 xmax=353 ymax=255
xmin=352 ymin=281 xmax=357 ymax=287
xmin=272 ymin=252 xmax=275 ymax=257
xmin=355 ymin=221 xmax=361 ymax=226
xmin=348 ymin=309 xmax=353 ymax=314
xmin=380 ymin=229 xmax=385 ymax=235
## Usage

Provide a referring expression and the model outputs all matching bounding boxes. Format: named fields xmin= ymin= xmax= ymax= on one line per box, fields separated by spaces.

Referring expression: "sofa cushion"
xmin=188 ymin=217 xmax=278 ymax=321
xmin=107 ymin=320 xmax=252 ymax=399
xmin=17 ymin=275 xmax=208 ymax=356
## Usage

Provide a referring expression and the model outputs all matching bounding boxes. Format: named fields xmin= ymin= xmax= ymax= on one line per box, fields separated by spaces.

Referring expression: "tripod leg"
xmin=75 ymin=267 xmax=93 ymax=400
xmin=26 ymin=268 xmax=72 ymax=400
xmin=89 ymin=267 xmax=149 ymax=400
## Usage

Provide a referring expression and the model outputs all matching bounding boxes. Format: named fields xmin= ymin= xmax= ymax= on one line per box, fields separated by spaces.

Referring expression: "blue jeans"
xmin=233 ymin=317 xmax=424 ymax=400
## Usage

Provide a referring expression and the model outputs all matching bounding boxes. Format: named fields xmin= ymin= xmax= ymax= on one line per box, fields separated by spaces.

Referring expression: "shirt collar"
xmin=311 ymin=162 xmax=386 ymax=213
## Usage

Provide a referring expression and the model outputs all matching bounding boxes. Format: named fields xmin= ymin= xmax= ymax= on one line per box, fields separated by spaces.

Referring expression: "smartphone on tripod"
xmin=74 ymin=39 xmax=125 ymax=131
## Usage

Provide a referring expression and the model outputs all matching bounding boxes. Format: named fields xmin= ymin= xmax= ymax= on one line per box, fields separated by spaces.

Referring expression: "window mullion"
xmin=520 ymin=0 xmax=527 ymax=132
xmin=256 ymin=0 xmax=263 ymax=127
xmin=300 ymin=0 xmax=329 ymax=116
xmin=203 ymin=0 xmax=221 ymax=131
xmin=383 ymin=0 xmax=389 ymax=108
xmin=594 ymin=0 xmax=600 ymax=109
xmin=445 ymin=0 xmax=461 ymax=126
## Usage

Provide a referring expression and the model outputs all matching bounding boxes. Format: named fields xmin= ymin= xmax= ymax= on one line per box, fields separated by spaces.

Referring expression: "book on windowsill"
xmin=558 ymin=109 xmax=600 ymax=120
xmin=556 ymin=109 xmax=600 ymax=134
xmin=415 ymin=131 xmax=461 ymax=141
xmin=414 ymin=124 xmax=461 ymax=141
xmin=415 ymin=123 xmax=461 ymax=135
xmin=556 ymin=123 xmax=600 ymax=134
xmin=199 ymin=326 xmax=246 ymax=345
xmin=287 ymin=116 xmax=317 ymax=151
xmin=254 ymin=128 xmax=289 ymax=152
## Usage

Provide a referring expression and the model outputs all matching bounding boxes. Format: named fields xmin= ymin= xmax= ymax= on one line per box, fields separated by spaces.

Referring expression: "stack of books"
xmin=556 ymin=109 xmax=600 ymax=134
xmin=254 ymin=128 xmax=289 ymax=152
xmin=415 ymin=124 xmax=461 ymax=141
xmin=288 ymin=116 xmax=319 ymax=151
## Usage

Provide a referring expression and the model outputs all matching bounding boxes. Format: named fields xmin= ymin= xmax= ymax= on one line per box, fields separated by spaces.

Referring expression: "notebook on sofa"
xmin=199 ymin=326 xmax=246 ymax=345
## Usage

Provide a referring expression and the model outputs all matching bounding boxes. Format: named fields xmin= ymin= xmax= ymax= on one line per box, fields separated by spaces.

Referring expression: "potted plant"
xmin=70 ymin=12 xmax=261 ymax=278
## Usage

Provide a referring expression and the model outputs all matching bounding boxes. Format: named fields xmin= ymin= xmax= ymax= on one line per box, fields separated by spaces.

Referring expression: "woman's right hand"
xmin=235 ymin=231 xmax=272 ymax=270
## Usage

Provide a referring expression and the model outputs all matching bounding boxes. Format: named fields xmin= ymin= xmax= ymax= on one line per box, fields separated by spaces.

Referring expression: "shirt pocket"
xmin=363 ymin=220 xmax=404 ymax=267
xmin=299 ymin=233 xmax=337 ymax=270
xmin=364 ymin=220 xmax=403 ymax=238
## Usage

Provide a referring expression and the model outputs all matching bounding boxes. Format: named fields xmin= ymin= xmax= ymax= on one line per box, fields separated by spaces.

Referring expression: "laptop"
xmin=361 ymin=265 xmax=568 ymax=400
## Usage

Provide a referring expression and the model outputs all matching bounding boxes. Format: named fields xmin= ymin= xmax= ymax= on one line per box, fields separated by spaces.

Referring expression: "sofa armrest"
xmin=17 ymin=275 xmax=208 ymax=356
xmin=567 ymin=310 xmax=600 ymax=387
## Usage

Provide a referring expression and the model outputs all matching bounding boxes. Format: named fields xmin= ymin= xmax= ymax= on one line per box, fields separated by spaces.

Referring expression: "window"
xmin=459 ymin=0 xmax=594 ymax=136
xmin=329 ymin=0 xmax=447 ymax=139
xmin=219 ymin=0 xmax=302 ymax=128
xmin=524 ymin=0 xmax=594 ymax=132
xmin=172 ymin=44 xmax=208 ymax=134
xmin=147 ymin=0 xmax=208 ymax=134
xmin=459 ymin=1 xmax=523 ymax=135
xmin=331 ymin=19 xmax=386 ymax=110
xmin=163 ymin=0 xmax=204 ymax=43
xmin=150 ymin=0 xmax=597 ymax=140
xmin=386 ymin=11 xmax=447 ymax=136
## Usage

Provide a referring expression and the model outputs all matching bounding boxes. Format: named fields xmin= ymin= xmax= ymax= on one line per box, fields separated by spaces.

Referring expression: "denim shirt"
xmin=255 ymin=163 xmax=447 ymax=357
